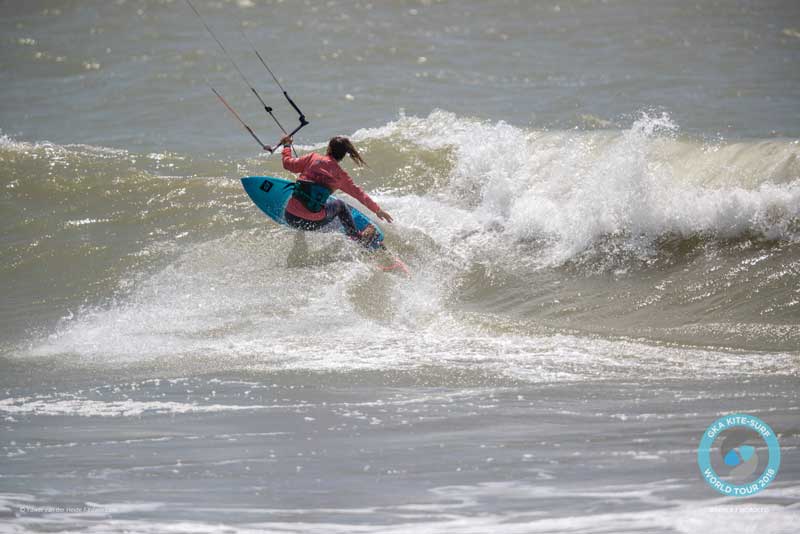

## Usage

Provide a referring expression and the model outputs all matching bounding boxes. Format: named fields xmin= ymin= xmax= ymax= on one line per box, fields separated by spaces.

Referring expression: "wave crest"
xmin=356 ymin=110 xmax=800 ymax=265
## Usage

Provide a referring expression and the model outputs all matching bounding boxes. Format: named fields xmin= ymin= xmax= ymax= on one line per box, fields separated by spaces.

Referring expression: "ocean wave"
xmin=5 ymin=112 xmax=799 ymax=264
xmin=355 ymin=111 xmax=800 ymax=264
xmin=3 ymin=114 xmax=800 ymax=362
xmin=20 ymin=227 xmax=799 ymax=379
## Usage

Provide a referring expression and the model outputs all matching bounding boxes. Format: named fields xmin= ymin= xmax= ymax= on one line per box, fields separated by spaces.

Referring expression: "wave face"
xmin=1 ymin=112 xmax=799 ymax=383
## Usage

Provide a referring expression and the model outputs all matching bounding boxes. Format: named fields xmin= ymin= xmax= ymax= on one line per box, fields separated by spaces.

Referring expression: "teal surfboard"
xmin=241 ymin=176 xmax=384 ymax=249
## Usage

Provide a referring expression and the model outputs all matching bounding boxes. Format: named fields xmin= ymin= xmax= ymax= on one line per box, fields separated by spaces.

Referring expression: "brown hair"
xmin=327 ymin=136 xmax=366 ymax=167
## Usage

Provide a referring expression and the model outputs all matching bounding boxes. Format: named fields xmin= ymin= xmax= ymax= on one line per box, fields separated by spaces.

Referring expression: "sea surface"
xmin=1 ymin=1 xmax=799 ymax=532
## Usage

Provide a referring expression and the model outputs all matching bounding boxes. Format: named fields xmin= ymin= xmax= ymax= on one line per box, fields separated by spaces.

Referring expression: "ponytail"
xmin=327 ymin=136 xmax=367 ymax=167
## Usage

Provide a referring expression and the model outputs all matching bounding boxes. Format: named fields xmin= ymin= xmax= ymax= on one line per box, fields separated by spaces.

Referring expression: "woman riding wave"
xmin=278 ymin=135 xmax=392 ymax=247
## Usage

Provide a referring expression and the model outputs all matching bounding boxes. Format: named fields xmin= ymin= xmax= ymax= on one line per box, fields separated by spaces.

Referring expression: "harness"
xmin=285 ymin=180 xmax=332 ymax=213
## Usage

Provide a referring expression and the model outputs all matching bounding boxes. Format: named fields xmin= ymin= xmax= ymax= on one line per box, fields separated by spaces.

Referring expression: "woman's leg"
xmin=287 ymin=201 xmax=377 ymax=248
xmin=323 ymin=198 xmax=359 ymax=237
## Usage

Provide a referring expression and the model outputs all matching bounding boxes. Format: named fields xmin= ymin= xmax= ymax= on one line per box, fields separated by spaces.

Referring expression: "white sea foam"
xmin=21 ymin=231 xmax=799 ymax=381
xmin=2 ymin=483 xmax=798 ymax=533
xmin=0 ymin=396 xmax=272 ymax=417
xmin=0 ymin=134 xmax=129 ymax=159
xmin=357 ymin=111 xmax=800 ymax=264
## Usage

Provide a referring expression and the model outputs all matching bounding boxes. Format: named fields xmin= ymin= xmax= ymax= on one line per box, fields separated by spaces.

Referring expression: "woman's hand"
xmin=376 ymin=208 xmax=393 ymax=223
xmin=280 ymin=135 xmax=293 ymax=146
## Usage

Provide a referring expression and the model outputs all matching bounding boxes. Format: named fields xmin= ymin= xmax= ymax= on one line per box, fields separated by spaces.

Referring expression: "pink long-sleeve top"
xmin=282 ymin=146 xmax=380 ymax=221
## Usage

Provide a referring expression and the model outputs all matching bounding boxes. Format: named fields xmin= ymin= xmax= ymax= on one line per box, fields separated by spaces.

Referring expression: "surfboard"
xmin=240 ymin=176 xmax=385 ymax=250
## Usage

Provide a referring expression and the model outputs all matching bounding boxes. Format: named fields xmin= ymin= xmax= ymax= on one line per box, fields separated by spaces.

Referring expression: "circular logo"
xmin=697 ymin=413 xmax=780 ymax=497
